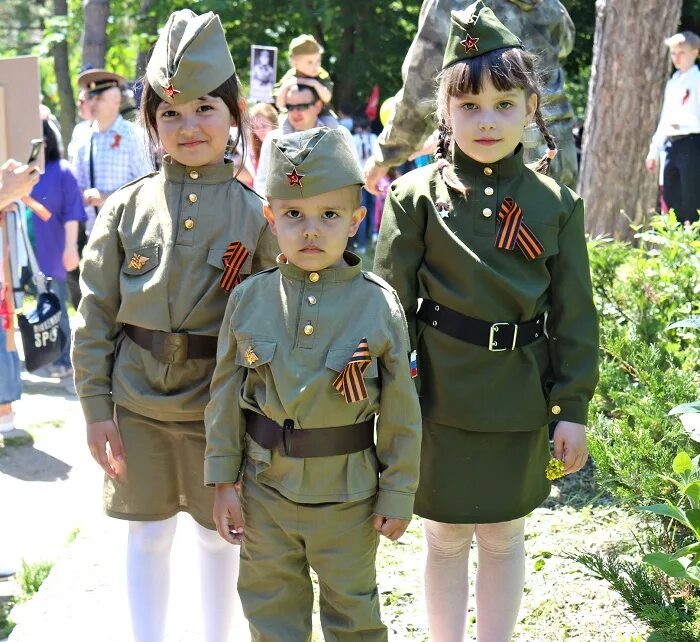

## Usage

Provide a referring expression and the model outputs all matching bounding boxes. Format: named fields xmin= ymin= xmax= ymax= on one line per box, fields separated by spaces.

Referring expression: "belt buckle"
xmin=282 ymin=419 xmax=295 ymax=456
xmin=151 ymin=331 xmax=188 ymax=364
xmin=489 ymin=322 xmax=518 ymax=351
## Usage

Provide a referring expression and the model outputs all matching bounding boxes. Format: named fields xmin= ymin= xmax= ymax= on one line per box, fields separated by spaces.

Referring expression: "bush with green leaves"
xmin=587 ymin=215 xmax=700 ymax=507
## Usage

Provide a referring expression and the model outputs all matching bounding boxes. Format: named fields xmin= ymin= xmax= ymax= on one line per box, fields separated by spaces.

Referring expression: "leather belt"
xmin=123 ymin=324 xmax=218 ymax=364
xmin=418 ymin=299 xmax=546 ymax=352
xmin=245 ymin=411 xmax=375 ymax=458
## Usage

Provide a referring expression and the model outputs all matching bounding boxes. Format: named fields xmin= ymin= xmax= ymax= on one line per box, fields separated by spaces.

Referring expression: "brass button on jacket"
xmin=484 ymin=186 xmax=494 ymax=196
xmin=307 ymin=295 xmax=317 ymax=305
xmin=483 ymin=167 xmax=493 ymax=176
xmin=303 ymin=323 xmax=314 ymax=335
xmin=482 ymin=208 xmax=492 ymax=218
xmin=189 ymin=170 xmax=199 ymax=180
xmin=308 ymin=272 xmax=320 ymax=283
xmin=188 ymin=193 xmax=198 ymax=203
xmin=184 ymin=218 xmax=195 ymax=230
xmin=551 ymin=405 xmax=562 ymax=415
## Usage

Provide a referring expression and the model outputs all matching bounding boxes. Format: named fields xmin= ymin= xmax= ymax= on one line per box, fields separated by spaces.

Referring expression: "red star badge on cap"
xmin=460 ymin=34 xmax=480 ymax=53
xmin=163 ymin=83 xmax=180 ymax=98
xmin=285 ymin=168 xmax=305 ymax=188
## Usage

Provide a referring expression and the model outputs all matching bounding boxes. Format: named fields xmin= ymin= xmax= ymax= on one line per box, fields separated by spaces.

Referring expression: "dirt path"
xmin=2 ymin=372 xmax=649 ymax=641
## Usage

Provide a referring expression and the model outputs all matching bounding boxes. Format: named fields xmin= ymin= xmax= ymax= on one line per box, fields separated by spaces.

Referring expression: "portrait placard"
xmin=0 ymin=56 xmax=43 ymax=171
xmin=249 ymin=45 xmax=278 ymax=103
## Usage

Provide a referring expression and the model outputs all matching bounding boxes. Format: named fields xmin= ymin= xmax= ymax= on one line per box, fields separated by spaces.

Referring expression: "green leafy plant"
xmin=18 ymin=559 xmax=53 ymax=598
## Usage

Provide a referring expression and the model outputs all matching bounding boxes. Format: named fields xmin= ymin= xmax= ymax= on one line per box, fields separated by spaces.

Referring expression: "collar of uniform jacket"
xmin=161 ymin=155 xmax=236 ymax=184
xmin=452 ymin=142 xmax=526 ymax=182
xmin=276 ymin=251 xmax=362 ymax=283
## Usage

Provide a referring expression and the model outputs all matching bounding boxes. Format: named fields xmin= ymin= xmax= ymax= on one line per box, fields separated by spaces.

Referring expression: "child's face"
xmin=291 ymin=53 xmax=322 ymax=77
xmin=670 ymin=43 xmax=699 ymax=72
xmin=447 ymin=78 xmax=537 ymax=165
xmin=155 ymin=95 xmax=233 ymax=167
xmin=266 ymin=186 xmax=366 ymax=272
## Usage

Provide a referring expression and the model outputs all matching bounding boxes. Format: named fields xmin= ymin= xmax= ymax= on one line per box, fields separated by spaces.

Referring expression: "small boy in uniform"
xmin=274 ymin=34 xmax=338 ymax=128
xmin=646 ymin=30 xmax=700 ymax=225
xmin=204 ymin=127 xmax=422 ymax=641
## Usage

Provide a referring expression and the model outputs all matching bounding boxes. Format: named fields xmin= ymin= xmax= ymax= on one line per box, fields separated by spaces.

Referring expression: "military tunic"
xmin=204 ymin=253 xmax=422 ymax=640
xmin=373 ymin=145 xmax=598 ymax=523
xmin=374 ymin=0 xmax=578 ymax=188
xmin=73 ymin=158 xmax=278 ymax=526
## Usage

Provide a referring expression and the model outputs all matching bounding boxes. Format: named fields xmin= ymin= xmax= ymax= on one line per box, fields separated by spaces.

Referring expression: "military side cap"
xmin=146 ymin=9 xmax=235 ymax=105
xmin=289 ymin=34 xmax=323 ymax=56
xmin=266 ymin=127 xmax=363 ymax=200
xmin=78 ymin=69 xmax=127 ymax=96
xmin=442 ymin=0 xmax=522 ymax=69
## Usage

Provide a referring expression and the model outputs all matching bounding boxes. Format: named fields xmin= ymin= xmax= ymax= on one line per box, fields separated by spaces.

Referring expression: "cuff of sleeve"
xmin=549 ymin=400 xmax=589 ymax=426
xmin=374 ymin=489 xmax=415 ymax=521
xmin=80 ymin=395 xmax=114 ymax=423
xmin=204 ymin=455 xmax=242 ymax=487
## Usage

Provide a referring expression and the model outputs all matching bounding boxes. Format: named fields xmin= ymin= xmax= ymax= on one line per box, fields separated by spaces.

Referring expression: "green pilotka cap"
xmin=289 ymin=34 xmax=324 ymax=56
xmin=442 ymin=0 xmax=522 ymax=70
xmin=266 ymin=127 xmax=363 ymax=200
xmin=146 ymin=9 xmax=236 ymax=105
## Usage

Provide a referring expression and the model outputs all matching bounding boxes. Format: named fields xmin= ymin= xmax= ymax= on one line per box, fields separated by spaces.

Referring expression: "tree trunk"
xmin=52 ymin=0 xmax=75 ymax=150
xmin=82 ymin=0 xmax=110 ymax=69
xmin=134 ymin=0 xmax=156 ymax=80
xmin=578 ymin=0 xmax=682 ymax=239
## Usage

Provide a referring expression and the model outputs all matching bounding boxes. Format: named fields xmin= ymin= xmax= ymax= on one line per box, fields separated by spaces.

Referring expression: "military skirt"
xmin=103 ymin=405 xmax=216 ymax=529
xmin=414 ymin=420 xmax=551 ymax=524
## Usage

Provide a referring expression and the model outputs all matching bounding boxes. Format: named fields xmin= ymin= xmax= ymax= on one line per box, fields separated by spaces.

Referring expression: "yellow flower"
xmin=545 ymin=458 xmax=565 ymax=481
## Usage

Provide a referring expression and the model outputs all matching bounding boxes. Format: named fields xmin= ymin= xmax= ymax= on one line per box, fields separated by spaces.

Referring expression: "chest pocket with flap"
xmin=325 ymin=346 xmax=379 ymax=379
xmin=122 ymin=245 xmax=160 ymax=276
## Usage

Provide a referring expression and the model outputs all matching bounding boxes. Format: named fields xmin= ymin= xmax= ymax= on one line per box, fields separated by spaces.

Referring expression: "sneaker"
xmin=49 ymin=365 xmax=73 ymax=379
xmin=0 ymin=412 xmax=15 ymax=434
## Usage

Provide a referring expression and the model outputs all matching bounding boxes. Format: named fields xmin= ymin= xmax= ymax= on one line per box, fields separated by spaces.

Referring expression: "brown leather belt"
xmin=245 ymin=411 xmax=375 ymax=458
xmin=123 ymin=324 xmax=218 ymax=364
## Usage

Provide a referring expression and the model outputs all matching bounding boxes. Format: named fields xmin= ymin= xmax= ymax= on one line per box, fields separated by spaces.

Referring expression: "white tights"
xmin=126 ymin=516 xmax=240 ymax=642
xmin=423 ymin=517 xmax=526 ymax=642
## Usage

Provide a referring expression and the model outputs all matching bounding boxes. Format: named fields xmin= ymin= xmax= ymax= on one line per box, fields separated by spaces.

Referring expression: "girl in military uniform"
xmin=72 ymin=10 xmax=277 ymax=642
xmin=373 ymin=2 xmax=598 ymax=640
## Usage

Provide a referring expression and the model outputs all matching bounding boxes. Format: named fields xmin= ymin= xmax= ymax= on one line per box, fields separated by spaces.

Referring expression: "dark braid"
xmin=532 ymin=106 xmax=557 ymax=175
xmin=435 ymin=120 xmax=469 ymax=198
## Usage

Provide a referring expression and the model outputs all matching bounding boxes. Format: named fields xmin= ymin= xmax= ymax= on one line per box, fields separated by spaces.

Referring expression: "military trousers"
xmin=239 ymin=463 xmax=387 ymax=642
xmin=663 ymin=134 xmax=700 ymax=225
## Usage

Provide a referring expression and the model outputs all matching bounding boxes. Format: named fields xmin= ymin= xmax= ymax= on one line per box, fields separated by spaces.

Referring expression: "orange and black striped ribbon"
xmin=220 ymin=241 xmax=249 ymax=292
xmin=495 ymin=197 xmax=544 ymax=261
xmin=332 ymin=338 xmax=371 ymax=403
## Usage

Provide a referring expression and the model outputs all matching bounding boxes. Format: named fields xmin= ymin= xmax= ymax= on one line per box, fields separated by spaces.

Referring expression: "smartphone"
xmin=27 ymin=138 xmax=43 ymax=164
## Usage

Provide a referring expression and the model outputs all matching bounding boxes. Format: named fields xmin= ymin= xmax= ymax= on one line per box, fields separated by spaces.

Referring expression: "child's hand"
xmin=372 ymin=515 xmax=410 ymax=541
xmin=86 ymin=419 xmax=125 ymax=480
xmin=552 ymin=421 xmax=588 ymax=475
xmin=214 ymin=483 xmax=245 ymax=545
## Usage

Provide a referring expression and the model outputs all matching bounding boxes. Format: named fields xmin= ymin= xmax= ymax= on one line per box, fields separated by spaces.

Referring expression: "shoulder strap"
xmin=15 ymin=203 xmax=46 ymax=293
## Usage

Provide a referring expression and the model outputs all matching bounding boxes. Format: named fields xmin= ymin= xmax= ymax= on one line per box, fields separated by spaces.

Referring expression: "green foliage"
xmin=18 ymin=559 xmax=53 ymax=598
xmin=573 ymin=551 xmax=700 ymax=641
xmin=587 ymin=215 xmax=700 ymax=507
xmin=0 ymin=597 xmax=17 ymax=640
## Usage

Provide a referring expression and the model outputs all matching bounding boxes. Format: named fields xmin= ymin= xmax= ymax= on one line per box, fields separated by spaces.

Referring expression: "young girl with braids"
xmin=373 ymin=2 xmax=598 ymax=640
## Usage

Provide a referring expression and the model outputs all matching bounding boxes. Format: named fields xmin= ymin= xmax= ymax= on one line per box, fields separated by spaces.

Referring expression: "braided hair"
xmin=434 ymin=46 xmax=556 ymax=202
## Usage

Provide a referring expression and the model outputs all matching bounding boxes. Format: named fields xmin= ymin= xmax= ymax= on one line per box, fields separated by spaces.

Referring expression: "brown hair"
xmin=139 ymin=74 xmax=248 ymax=175
xmin=248 ymin=102 xmax=279 ymax=168
xmin=435 ymin=46 xmax=555 ymax=198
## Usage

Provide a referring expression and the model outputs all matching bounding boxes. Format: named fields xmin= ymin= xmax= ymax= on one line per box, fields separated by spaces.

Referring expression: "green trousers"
xmin=239 ymin=463 xmax=387 ymax=642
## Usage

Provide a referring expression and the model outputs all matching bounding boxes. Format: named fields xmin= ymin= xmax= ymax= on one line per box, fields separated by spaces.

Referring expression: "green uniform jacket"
xmin=204 ymin=255 xmax=422 ymax=520
xmin=273 ymin=67 xmax=334 ymax=100
xmin=73 ymin=160 xmax=278 ymax=424
xmin=373 ymin=146 xmax=599 ymax=431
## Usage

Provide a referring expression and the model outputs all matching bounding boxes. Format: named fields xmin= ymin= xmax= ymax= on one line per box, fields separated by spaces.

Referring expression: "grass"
xmin=0 ymin=559 xmax=54 ymax=639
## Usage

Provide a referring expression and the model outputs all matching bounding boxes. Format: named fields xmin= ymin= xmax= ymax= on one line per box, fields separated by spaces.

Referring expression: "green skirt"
xmin=414 ymin=420 xmax=551 ymax=524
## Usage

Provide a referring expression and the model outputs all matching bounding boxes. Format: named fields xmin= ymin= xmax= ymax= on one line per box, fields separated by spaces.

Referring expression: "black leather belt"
xmin=245 ymin=411 xmax=375 ymax=458
xmin=418 ymin=299 xmax=546 ymax=351
xmin=123 ymin=324 xmax=218 ymax=364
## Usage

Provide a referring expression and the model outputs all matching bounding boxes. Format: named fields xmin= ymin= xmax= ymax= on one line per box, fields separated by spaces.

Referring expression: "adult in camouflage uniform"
xmin=365 ymin=0 xmax=578 ymax=191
